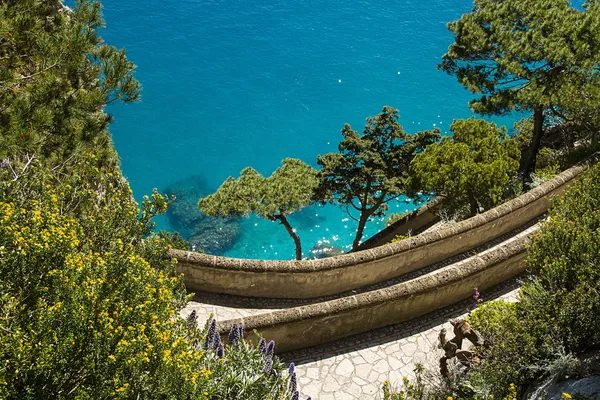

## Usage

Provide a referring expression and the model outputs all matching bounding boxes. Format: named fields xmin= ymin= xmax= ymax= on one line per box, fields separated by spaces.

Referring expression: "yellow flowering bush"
xmin=0 ymin=164 xmax=292 ymax=399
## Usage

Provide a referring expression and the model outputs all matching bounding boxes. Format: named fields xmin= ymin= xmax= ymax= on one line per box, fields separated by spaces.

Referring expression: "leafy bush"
xmin=410 ymin=118 xmax=520 ymax=217
xmin=465 ymin=162 xmax=600 ymax=398
xmin=0 ymin=162 xmax=296 ymax=399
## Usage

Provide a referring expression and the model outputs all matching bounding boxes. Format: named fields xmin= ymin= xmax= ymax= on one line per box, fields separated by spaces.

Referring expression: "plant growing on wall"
xmin=440 ymin=0 xmax=600 ymax=185
xmin=410 ymin=118 xmax=520 ymax=217
xmin=199 ymin=158 xmax=319 ymax=260
xmin=316 ymin=106 xmax=439 ymax=251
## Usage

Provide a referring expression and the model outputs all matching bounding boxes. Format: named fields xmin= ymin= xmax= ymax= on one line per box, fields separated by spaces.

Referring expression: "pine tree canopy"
xmin=0 ymin=0 xmax=140 ymax=171
xmin=198 ymin=158 xmax=319 ymax=259
xmin=316 ymin=106 xmax=440 ymax=251
xmin=440 ymin=0 xmax=600 ymax=182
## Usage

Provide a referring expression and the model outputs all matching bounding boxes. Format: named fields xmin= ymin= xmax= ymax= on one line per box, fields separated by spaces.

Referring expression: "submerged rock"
xmin=309 ymin=242 xmax=344 ymax=259
xmin=164 ymin=176 xmax=241 ymax=255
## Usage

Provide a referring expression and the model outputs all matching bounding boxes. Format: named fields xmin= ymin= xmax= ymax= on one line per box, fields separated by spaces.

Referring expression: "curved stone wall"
xmin=170 ymin=162 xmax=589 ymax=299
xmin=355 ymin=196 xmax=443 ymax=251
xmin=220 ymin=223 xmax=537 ymax=353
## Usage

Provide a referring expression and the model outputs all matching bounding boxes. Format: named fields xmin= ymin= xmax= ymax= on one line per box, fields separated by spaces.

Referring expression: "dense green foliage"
xmin=199 ymin=158 xmax=319 ymax=259
xmin=411 ymin=118 xmax=520 ymax=216
xmin=0 ymin=1 xmax=298 ymax=398
xmin=316 ymin=106 xmax=440 ymax=251
xmin=0 ymin=163 xmax=294 ymax=398
xmin=440 ymin=0 xmax=600 ymax=183
xmin=466 ymin=162 xmax=600 ymax=398
xmin=0 ymin=0 xmax=140 ymax=171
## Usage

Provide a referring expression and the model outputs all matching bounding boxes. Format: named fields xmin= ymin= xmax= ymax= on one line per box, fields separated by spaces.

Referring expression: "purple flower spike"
xmin=228 ymin=324 xmax=239 ymax=345
xmin=258 ymin=338 xmax=267 ymax=353
xmin=238 ymin=324 xmax=244 ymax=339
xmin=266 ymin=340 xmax=275 ymax=357
xmin=206 ymin=319 xmax=217 ymax=347
xmin=214 ymin=332 xmax=222 ymax=350
xmin=263 ymin=357 xmax=273 ymax=375
xmin=288 ymin=362 xmax=295 ymax=375
xmin=186 ymin=310 xmax=197 ymax=331
xmin=289 ymin=372 xmax=297 ymax=392
xmin=291 ymin=391 xmax=299 ymax=400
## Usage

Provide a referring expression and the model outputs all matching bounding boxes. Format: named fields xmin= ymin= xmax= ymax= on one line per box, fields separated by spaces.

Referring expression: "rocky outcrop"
xmin=438 ymin=318 xmax=484 ymax=377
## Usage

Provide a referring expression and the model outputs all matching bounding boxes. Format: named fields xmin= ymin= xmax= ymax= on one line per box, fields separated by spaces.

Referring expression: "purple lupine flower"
xmin=238 ymin=324 xmax=244 ymax=339
xmin=186 ymin=310 xmax=197 ymax=331
xmin=258 ymin=338 xmax=267 ymax=353
xmin=206 ymin=319 xmax=217 ymax=347
xmin=266 ymin=340 xmax=275 ymax=357
xmin=214 ymin=331 xmax=222 ymax=350
xmin=291 ymin=391 xmax=299 ymax=400
xmin=263 ymin=357 xmax=273 ymax=375
xmin=473 ymin=287 xmax=480 ymax=301
xmin=289 ymin=372 xmax=297 ymax=393
xmin=288 ymin=362 xmax=295 ymax=375
xmin=228 ymin=324 xmax=239 ymax=345
xmin=217 ymin=345 xmax=224 ymax=358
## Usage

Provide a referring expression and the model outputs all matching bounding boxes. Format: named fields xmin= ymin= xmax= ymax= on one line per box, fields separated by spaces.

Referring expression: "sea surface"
xmin=96 ymin=0 xmax=518 ymax=260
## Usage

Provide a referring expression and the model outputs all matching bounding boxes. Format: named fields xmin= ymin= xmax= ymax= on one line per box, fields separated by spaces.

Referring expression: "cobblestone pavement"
xmin=283 ymin=280 xmax=522 ymax=400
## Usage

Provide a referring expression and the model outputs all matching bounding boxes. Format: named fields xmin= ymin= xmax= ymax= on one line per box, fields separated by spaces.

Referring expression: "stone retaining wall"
xmin=221 ymin=224 xmax=538 ymax=353
xmin=355 ymin=196 xmax=443 ymax=251
xmin=170 ymin=162 xmax=588 ymax=299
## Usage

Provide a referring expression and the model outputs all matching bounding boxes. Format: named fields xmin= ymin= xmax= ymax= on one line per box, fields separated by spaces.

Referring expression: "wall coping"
xmin=218 ymin=222 xmax=539 ymax=349
xmin=354 ymin=196 xmax=444 ymax=251
xmin=169 ymin=161 xmax=587 ymax=273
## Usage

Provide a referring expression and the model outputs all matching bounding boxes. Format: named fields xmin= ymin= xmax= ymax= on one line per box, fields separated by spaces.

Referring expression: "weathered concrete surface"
xmin=355 ymin=196 xmax=443 ymax=251
xmin=287 ymin=283 xmax=522 ymax=400
xmin=217 ymin=223 xmax=538 ymax=353
xmin=170 ymin=162 xmax=587 ymax=299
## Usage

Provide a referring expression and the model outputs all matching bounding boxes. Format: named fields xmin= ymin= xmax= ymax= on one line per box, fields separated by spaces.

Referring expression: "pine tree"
xmin=0 ymin=0 xmax=140 ymax=174
xmin=199 ymin=159 xmax=319 ymax=260
xmin=316 ymin=106 xmax=440 ymax=251
xmin=440 ymin=0 xmax=600 ymax=185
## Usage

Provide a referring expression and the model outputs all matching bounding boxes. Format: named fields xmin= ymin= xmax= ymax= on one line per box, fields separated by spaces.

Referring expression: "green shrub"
xmin=465 ymin=162 xmax=600 ymax=398
xmin=0 ymin=163 xmax=293 ymax=399
xmin=410 ymin=118 xmax=520 ymax=216
xmin=386 ymin=211 xmax=410 ymax=227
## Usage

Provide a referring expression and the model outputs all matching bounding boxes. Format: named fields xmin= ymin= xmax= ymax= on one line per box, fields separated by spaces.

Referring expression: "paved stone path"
xmin=180 ymin=218 xmax=539 ymax=399
xmin=284 ymin=281 xmax=521 ymax=399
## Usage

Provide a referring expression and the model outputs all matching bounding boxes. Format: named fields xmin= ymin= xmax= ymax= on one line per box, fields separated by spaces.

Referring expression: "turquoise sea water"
xmin=97 ymin=0 xmax=517 ymax=260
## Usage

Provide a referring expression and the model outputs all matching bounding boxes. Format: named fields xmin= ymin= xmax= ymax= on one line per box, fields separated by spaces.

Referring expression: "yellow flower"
xmin=562 ymin=394 xmax=572 ymax=400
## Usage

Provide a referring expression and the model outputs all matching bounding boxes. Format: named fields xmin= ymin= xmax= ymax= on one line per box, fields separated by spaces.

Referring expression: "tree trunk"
xmin=519 ymin=107 xmax=545 ymax=186
xmin=277 ymin=214 xmax=302 ymax=260
xmin=352 ymin=212 xmax=370 ymax=252
xmin=467 ymin=191 xmax=479 ymax=216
